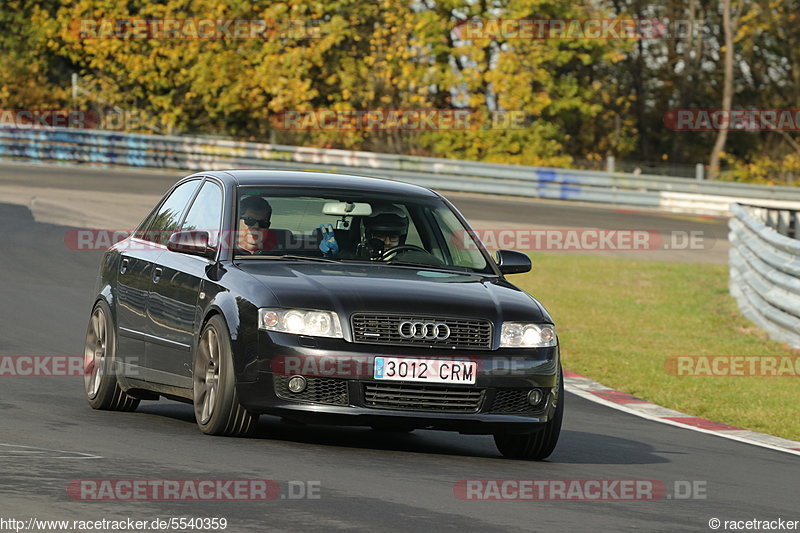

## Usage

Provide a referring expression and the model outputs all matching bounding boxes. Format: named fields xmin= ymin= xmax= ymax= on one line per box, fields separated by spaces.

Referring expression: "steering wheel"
xmin=380 ymin=244 xmax=431 ymax=260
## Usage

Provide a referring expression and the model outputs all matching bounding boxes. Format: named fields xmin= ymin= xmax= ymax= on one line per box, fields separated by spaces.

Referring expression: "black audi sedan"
xmin=83 ymin=170 xmax=562 ymax=460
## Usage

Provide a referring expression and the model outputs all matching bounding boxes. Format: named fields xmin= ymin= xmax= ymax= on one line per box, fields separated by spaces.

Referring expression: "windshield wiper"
xmin=236 ymin=254 xmax=339 ymax=263
xmin=382 ymin=259 xmax=472 ymax=273
xmin=279 ymin=254 xmax=340 ymax=262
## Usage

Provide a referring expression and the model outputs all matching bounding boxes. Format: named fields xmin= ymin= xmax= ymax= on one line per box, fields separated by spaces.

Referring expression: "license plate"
xmin=373 ymin=357 xmax=477 ymax=385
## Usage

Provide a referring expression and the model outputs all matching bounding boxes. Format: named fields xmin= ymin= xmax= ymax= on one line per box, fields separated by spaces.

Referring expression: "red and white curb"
xmin=564 ymin=371 xmax=800 ymax=457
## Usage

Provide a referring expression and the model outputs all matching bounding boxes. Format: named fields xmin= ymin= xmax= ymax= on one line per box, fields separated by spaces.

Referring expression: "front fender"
xmin=199 ymin=286 xmax=261 ymax=382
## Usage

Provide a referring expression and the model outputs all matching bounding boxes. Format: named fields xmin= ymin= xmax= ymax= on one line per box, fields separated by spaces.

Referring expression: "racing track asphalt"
xmin=0 ymin=163 xmax=795 ymax=532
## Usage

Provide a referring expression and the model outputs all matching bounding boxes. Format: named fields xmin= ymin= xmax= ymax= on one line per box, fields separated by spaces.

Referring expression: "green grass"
xmin=513 ymin=253 xmax=800 ymax=441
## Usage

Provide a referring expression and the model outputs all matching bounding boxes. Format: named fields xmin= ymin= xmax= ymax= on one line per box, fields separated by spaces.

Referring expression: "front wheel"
xmin=193 ymin=315 xmax=258 ymax=436
xmin=493 ymin=366 xmax=564 ymax=460
xmin=84 ymin=301 xmax=140 ymax=412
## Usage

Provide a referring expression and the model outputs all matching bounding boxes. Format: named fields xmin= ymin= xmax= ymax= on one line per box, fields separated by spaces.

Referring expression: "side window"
xmin=132 ymin=205 xmax=160 ymax=240
xmin=140 ymin=180 xmax=200 ymax=244
xmin=181 ymin=181 xmax=223 ymax=244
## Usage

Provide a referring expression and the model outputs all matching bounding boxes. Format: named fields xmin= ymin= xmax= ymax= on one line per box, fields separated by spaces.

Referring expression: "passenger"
xmin=237 ymin=196 xmax=277 ymax=254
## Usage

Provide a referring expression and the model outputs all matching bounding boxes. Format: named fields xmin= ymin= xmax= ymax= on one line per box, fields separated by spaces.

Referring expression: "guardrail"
xmin=744 ymin=205 xmax=800 ymax=239
xmin=729 ymin=204 xmax=800 ymax=349
xmin=3 ymin=127 xmax=800 ymax=216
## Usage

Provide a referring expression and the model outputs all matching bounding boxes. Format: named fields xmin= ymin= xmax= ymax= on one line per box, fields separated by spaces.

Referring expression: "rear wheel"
xmin=84 ymin=302 xmax=140 ymax=412
xmin=193 ymin=315 xmax=258 ymax=436
xmin=493 ymin=366 xmax=564 ymax=460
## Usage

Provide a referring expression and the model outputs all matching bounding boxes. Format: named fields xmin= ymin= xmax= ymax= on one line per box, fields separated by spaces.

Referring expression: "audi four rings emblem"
xmin=398 ymin=321 xmax=451 ymax=340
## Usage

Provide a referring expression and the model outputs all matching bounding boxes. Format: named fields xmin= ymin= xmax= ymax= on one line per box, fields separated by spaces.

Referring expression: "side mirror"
xmin=167 ymin=230 xmax=214 ymax=258
xmin=495 ymin=249 xmax=532 ymax=275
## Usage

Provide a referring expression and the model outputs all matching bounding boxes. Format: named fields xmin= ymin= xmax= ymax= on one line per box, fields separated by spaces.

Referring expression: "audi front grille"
xmin=350 ymin=313 xmax=492 ymax=349
xmin=363 ymin=383 xmax=485 ymax=412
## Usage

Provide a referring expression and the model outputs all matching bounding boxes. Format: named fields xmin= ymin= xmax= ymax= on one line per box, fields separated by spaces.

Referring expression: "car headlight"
xmin=258 ymin=308 xmax=343 ymax=338
xmin=500 ymin=323 xmax=556 ymax=347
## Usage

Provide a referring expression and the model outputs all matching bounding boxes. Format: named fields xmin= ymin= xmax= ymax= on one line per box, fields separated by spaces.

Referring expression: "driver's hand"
xmin=318 ymin=224 xmax=340 ymax=257
xmin=363 ymin=238 xmax=384 ymax=260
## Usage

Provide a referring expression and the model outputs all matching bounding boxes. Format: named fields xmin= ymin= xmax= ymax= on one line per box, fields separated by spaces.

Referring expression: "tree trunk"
xmin=709 ymin=0 xmax=734 ymax=180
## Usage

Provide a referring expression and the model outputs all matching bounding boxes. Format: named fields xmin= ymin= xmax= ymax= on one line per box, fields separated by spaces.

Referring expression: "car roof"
xmin=196 ymin=170 xmax=440 ymax=198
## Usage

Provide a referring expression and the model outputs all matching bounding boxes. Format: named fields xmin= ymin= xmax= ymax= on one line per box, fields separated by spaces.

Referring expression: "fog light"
xmin=527 ymin=388 xmax=544 ymax=406
xmin=287 ymin=376 xmax=307 ymax=393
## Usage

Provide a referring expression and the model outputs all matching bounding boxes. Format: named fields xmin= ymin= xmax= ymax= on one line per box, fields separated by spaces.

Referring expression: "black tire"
xmin=493 ymin=366 xmax=564 ymax=460
xmin=193 ymin=315 xmax=258 ymax=436
xmin=84 ymin=301 xmax=140 ymax=412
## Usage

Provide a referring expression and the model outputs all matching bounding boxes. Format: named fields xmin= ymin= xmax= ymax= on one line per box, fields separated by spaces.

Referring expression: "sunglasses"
xmin=240 ymin=216 xmax=271 ymax=229
xmin=372 ymin=231 xmax=400 ymax=241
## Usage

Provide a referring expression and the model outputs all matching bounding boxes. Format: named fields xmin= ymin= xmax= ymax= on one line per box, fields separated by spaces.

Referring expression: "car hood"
xmin=235 ymin=262 xmax=550 ymax=324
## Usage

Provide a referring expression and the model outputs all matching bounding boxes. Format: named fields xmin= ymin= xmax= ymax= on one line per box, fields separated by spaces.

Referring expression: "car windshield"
xmin=233 ymin=186 xmax=491 ymax=273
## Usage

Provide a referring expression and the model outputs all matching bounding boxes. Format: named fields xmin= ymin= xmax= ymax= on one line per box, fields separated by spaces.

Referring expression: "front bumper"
xmin=236 ymin=332 xmax=560 ymax=435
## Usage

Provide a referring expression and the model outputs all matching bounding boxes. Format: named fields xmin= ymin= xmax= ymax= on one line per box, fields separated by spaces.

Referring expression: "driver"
xmin=360 ymin=211 xmax=408 ymax=260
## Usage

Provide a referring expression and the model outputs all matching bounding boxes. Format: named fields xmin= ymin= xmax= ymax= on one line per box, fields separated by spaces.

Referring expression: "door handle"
xmin=120 ymin=258 xmax=129 ymax=275
xmin=153 ymin=267 xmax=163 ymax=283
